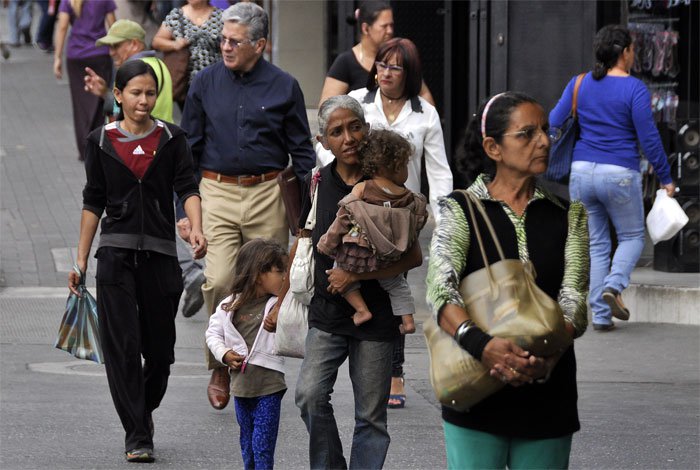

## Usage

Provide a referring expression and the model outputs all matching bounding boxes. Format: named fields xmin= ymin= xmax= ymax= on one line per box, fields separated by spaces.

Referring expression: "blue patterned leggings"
xmin=234 ymin=391 xmax=285 ymax=470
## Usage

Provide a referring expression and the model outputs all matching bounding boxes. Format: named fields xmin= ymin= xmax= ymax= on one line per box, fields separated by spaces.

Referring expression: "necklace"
xmin=380 ymin=90 xmax=405 ymax=122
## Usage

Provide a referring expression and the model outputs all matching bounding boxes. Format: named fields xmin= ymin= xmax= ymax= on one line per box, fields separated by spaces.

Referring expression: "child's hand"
xmin=263 ymin=303 xmax=280 ymax=332
xmin=223 ymin=351 xmax=245 ymax=371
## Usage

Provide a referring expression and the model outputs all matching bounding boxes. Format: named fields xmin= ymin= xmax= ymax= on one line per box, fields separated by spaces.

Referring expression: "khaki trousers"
xmin=200 ymin=177 xmax=289 ymax=369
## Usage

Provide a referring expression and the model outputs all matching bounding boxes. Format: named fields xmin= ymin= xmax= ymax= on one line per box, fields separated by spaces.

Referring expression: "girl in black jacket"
xmin=68 ymin=60 xmax=206 ymax=463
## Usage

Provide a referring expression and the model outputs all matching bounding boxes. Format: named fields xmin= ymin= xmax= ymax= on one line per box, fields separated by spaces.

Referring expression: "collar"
xmin=362 ymin=88 xmax=423 ymax=114
xmin=328 ymin=160 xmax=367 ymax=190
xmin=467 ymin=173 xmax=566 ymax=210
xmin=228 ymin=56 xmax=265 ymax=82
xmin=131 ymin=50 xmax=156 ymax=60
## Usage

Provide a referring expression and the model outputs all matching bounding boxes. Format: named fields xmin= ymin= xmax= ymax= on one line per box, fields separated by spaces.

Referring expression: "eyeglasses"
xmin=502 ymin=126 xmax=561 ymax=143
xmin=375 ymin=61 xmax=404 ymax=74
xmin=219 ymin=36 xmax=255 ymax=48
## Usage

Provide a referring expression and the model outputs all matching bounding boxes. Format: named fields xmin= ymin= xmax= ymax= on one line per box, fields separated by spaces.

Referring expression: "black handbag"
xmin=544 ymin=73 xmax=586 ymax=183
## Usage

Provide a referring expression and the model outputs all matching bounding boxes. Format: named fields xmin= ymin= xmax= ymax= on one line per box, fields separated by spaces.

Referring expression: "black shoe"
xmin=592 ymin=322 xmax=616 ymax=332
xmin=182 ymin=272 xmax=205 ymax=318
xmin=602 ymin=287 xmax=630 ymax=321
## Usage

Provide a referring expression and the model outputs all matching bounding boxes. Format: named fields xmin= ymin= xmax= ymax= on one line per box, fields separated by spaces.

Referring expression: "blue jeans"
xmin=234 ymin=391 xmax=284 ymax=470
xmin=569 ymin=161 xmax=644 ymax=325
xmin=295 ymin=328 xmax=393 ymax=470
xmin=7 ymin=0 xmax=32 ymax=44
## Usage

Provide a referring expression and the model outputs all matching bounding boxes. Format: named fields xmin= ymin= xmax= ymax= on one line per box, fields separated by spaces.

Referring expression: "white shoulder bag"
xmin=275 ymin=167 xmax=319 ymax=358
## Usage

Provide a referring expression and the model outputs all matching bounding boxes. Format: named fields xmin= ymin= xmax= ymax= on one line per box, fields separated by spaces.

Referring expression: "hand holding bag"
xmin=544 ymin=73 xmax=586 ymax=183
xmin=162 ymin=8 xmax=190 ymax=103
xmin=275 ymin=167 xmax=320 ymax=357
xmin=55 ymin=266 xmax=104 ymax=364
xmin=424 ymin=191 xmax=572 ymax=411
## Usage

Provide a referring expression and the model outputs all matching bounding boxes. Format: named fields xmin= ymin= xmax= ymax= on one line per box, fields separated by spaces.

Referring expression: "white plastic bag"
xmin=646 ymin=189 xmax=688 ymax=244
xmin=274 ymin=290 xmax=308 ymax=358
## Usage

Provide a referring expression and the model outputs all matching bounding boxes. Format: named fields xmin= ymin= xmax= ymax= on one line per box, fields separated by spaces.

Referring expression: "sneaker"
xmin=602 ymin=288 xmax=630 ymax=321
xmin=182 ymin=272 xmax=205 ymax=318
xmin=125 ymin=448 xmax=155 ymax=463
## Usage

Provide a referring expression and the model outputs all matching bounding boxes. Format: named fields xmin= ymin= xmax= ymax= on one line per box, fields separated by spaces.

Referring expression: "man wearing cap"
xmin=84 ymin=19 xmax=173 ymax=122
xmin=180 ymin=2 xmax=315 ymax=410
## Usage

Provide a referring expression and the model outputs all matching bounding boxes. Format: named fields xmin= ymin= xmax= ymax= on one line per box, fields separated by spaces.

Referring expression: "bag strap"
xmin=304 ymin=166 xmax=321 ymax=231
xmin=458 ymin=190 xmax=506 ymax=299
xmin=571 ymin=73 xmax=586 ymax=118
xmin=458 ymin=190 xmax=506 ymax=262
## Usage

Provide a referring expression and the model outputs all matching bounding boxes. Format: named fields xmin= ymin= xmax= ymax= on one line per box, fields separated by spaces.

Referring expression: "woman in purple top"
xmin=54 ymin=0 xmax=116 ymax=161
xmin=550 ymin=24 xmax=676 ymax=331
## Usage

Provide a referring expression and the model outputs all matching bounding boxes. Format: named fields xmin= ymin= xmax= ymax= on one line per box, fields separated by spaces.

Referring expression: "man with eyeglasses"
xmin=180 ymin=2 xmax=315 ymax=411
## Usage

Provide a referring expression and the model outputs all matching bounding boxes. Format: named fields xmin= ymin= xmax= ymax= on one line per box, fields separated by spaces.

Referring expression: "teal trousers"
xmin=443 ymin=421 xmax=572 ymax=469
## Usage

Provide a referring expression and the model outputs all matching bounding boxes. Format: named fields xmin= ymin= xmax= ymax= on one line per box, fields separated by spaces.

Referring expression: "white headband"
xmin=481 ymin=92 xmax=506 ymax=139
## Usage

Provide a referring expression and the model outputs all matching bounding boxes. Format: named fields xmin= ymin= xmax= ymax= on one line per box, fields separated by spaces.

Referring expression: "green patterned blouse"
xmin=426 ymin=174 xmax=590 ymax=338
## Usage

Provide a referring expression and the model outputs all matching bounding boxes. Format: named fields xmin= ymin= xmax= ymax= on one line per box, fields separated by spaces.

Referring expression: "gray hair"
xmin=318 ymin=95 xmax=366 ymax=137
xmin=222 ymin=3 xmax=269 ymax=40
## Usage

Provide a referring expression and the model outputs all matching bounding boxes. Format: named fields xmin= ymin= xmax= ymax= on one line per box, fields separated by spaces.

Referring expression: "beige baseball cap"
xmin=96 ymin=20 xmax=146 ymax=46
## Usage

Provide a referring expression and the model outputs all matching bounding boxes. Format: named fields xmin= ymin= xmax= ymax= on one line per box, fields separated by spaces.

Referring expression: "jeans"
xmin=34 ymin=0 xmax=55 ymax=48
xmin=7 ymin=0 xmax=32 ymax=45
xmin=295 ymin=328 xmax=393 ymax=470
xmin=569 ymin=161 xmax=645 ymax=325
xmin=175 ymin=234 xmax=205 ymax=293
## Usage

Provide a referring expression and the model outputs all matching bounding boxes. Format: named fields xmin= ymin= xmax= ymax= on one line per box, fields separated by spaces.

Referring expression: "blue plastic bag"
xmin=54 ymin=267 xmax=104 ymax=364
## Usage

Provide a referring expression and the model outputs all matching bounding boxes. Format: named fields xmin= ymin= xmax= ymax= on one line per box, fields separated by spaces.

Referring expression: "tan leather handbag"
xmin=424 ymin=190 xmax=572 ymax=411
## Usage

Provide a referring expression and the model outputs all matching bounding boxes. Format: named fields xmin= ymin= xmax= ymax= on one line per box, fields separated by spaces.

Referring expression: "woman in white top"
xmin=318 ymin=37 xmax=452 ymax=223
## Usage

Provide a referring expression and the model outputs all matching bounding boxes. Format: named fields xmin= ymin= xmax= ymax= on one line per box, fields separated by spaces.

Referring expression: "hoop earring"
xmin=374 ymin=74 xmax=378 ymax=86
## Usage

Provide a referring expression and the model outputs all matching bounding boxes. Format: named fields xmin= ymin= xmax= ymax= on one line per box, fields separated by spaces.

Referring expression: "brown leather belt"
xmin=201 ymin=169 xmax=282 ymax=187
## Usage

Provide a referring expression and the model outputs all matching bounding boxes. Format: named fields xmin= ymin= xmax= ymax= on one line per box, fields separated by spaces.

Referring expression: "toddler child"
xmin=318 ymin=129 xmax=428 ymax=334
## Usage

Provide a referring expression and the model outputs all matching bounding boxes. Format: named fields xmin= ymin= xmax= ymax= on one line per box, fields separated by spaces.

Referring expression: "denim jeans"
xmin=569 ymin=161 xmax=644 ymax=325
xmin=7 ymin=0 xmax=32 ymax=44
xmin=295 ymin=328 xmax=393 ymax=470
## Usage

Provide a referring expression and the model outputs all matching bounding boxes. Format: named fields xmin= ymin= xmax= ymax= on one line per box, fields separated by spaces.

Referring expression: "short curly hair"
xmin=358 ymin=128 xmax=413 ymax=178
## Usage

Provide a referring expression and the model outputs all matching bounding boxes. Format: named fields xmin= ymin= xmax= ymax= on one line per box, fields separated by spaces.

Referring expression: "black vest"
xmin=442 ymin=191 xmax=580 ymax=439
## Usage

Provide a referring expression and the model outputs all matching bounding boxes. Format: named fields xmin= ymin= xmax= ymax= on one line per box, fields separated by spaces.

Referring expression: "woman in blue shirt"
xmin=550 ymin=24 xmax=675 ymax=331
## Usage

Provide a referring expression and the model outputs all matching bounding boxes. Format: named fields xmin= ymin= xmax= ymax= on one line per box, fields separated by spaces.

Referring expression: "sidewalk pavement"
xmin=1 ymin=35 xmax=699 ymax=469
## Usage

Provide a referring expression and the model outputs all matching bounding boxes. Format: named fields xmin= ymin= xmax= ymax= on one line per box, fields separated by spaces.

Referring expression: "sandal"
xmin=387 ymin=394 xmax=406 ymax=408
xmin=387 ymin=377 xmax=406 ymax=408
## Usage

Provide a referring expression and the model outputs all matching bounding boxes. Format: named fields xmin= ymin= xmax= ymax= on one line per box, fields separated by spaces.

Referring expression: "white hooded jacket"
xmin=205 ymin=295 xmax=285 ymax=374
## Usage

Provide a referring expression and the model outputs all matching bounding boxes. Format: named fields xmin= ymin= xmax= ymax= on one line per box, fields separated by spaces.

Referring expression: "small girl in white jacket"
xmin=206 ymin=238 xmax=288 ymax=470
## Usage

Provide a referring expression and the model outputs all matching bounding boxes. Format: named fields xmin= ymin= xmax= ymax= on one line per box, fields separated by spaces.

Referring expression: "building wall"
xmin=272 ymin=0 xmax=326 ymax=111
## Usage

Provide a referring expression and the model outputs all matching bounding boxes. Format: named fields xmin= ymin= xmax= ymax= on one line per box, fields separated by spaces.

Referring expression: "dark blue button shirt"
xmin=181 ymin=58 xmax=315 ymax=183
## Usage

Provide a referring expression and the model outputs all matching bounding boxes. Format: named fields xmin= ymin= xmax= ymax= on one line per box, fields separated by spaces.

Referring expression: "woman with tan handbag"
xmin=426 ymin=91 xmax=590 ymax=469
xmin=152 ymin=0 xmax=223 ymax=110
